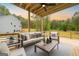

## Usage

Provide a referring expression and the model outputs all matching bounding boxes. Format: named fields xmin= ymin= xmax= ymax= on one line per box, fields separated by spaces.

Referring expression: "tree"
xmin=72 ymin=16 xmax=79 ymax=31
xmin=0 ymin=5 xmax=10 ymax=15
xmin=12 ymin=14 xmax=28 ymax=28
xmin=31 ymin=16 xmax=41 ymax=31
xmin=44 ymin=16 xmax=51 ymax=31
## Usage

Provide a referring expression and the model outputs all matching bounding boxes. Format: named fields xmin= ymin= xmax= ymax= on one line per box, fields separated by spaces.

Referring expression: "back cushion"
xmin=30 ymin=34 xmax=36 ymax=39
xmin=52 ymin=34 xmax=56 ymax=37
xmin=30 ymin=32 xmax=42 ymax=39
xmin=21 ymin=35 xmax=27 ymax=41
xmin=51 ymin=32 xmax=58 ymax=37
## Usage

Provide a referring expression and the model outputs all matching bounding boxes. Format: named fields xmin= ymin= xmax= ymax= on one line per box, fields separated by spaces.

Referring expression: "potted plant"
xmin=9 ymin=36 xmax=15 ymax=44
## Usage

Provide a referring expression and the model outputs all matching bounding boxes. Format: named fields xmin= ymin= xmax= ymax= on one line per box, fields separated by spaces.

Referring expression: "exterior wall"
xmin=0 ymin=15 xmax=22 ymax=34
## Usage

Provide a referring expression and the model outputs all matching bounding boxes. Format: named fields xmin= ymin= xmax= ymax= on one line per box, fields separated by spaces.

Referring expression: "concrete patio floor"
xmin=24 ymin=37 xmax=79 ymax=56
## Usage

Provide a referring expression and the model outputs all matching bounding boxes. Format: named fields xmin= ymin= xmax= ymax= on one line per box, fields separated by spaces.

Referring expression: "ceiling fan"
xmin=40 ymin=3 xmax=56 ymax=12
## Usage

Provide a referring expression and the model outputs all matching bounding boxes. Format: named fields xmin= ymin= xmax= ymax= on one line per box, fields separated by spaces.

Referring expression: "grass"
xmin=21 ymin=28 xmax=79 ymax=39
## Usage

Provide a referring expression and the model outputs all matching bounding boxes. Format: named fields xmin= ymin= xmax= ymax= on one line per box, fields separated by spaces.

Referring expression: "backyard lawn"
xmin=58 ymin=31 xmax=79 ymax=39
xmin=21 ymin=28 xmax=79 ymax=39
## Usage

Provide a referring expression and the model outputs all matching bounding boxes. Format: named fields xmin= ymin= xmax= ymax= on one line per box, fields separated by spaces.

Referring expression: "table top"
xmin=35 ymin=40 xmax=58 ymax=52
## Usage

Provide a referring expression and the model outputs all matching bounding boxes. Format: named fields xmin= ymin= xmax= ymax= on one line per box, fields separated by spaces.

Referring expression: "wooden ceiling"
xmin=14 ymin=3 xmax=78 ymax=17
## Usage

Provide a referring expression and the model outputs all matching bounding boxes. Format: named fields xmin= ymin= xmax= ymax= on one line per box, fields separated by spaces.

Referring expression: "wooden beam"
xmin=28 ymin=10 xmax=31 ymax=32
xmin=33 ymin=6 xmax=43 ymax=13
xmin=19 ymin=3 xmax=23 ymax=7
xmin=39 ymin=19 xmax=41 ymax=31
xmin=30 ymin=4 xmax=39 ymax=12
xmin=36 ymin=6 xmax=52 ymax=15
xmin=25 ymin=3 xmax=32 ymax=9
xmin=41 ymin=17 xmax=44 ymax=32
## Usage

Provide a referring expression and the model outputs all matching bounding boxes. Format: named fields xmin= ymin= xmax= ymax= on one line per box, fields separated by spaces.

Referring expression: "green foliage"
xmin=44 ymin=16 xmax=51 ymax=31
xmin=1 ymin=4 xmax=79 ymax=32
xmin=34 ymin=18 xmax=41 ymax=31
xmin=0 ymin=5 xmax=10 ymax=15
xmin=71 ymin=16 xmax=79 ymax=31
xmin=31 ymin=16 xmax=41 ymax=31
xmin=12 ymin=14 xmax=28 ymax=28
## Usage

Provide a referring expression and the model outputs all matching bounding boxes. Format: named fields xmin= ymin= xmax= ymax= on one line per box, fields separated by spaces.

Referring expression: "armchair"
xmin=50 ymin=32 xmax=59 ymax=44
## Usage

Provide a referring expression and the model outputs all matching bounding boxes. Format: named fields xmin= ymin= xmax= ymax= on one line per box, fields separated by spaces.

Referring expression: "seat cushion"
xmin=23 ymin=37 xmax=44 ymax=46
xmin=51 ymin=37 xmax=58 ymax=40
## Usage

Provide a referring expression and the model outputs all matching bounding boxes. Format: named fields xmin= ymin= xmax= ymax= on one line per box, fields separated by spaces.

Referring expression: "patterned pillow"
xmin=52 ymin=34 xmax=56 ymax=37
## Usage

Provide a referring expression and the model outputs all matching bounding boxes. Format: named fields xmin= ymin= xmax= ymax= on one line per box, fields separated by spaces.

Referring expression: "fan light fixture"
xmin=42 ymin=4 xmax=46 ymax=7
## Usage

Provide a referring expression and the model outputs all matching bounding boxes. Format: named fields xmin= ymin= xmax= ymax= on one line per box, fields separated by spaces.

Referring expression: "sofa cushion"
xmin=51 ymin=37 xmax=58 ymax=40
xmin=23 ymin=37 xmax=44 ymax=46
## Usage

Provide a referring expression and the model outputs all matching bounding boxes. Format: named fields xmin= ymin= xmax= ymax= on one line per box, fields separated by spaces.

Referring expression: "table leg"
xmin=57 ymin=44 xmax=59 ymax=50
xmin=48 ymin=52 xmax=50 ymax=56
xmin=34 ymin=45 xmax=36 ymax=52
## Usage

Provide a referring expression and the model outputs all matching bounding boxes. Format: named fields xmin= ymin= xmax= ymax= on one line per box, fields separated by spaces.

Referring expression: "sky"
xmin=0 ymin=3 xmax=79 ymax=20
xmin=49 ymin=4 xmax=79 ymax=20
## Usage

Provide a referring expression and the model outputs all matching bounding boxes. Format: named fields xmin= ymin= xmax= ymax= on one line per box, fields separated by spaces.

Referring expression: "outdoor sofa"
xmin=20 ymin=32 xmax=44 ymax=47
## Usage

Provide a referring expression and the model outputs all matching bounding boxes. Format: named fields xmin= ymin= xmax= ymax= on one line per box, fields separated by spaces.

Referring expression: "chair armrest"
xmin=20 ymin=39 xmax=23 ymax=47
xmin=50 ymin=35 xmax=60 ymax=44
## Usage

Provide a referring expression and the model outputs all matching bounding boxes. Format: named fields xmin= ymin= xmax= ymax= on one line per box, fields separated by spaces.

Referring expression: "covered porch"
xmin=0 ymin=3 xmax=79 ymax=56
xmin=14 ymin=3 xmax=79 ymax=56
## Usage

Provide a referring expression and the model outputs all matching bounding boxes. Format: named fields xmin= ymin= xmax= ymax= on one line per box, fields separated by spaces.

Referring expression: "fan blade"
xmin=46 ymin=3 xmax=56 ymax=6
xmin=40 ymin=3 xmax=56 ymax=6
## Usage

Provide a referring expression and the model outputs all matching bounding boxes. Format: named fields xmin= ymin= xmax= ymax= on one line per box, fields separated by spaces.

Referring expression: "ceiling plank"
xmin=25 ymin=3 xmax=32 ymax=10
xmin=37 ymin=4 xmax=64 ymax=16
xmin=30 ymin=4 xmax=40 ymax=11
xmin=43 ymin=4 xmax=77 ymax=17
xmin=41 ymin=4 xmax=69 ymax=16
xmin=35 ymin=3 xmax=60 ymax=15
xmin=19 ymin=3 xmax=23 ymax=7
xmin=40 ymin=4 xmax=76 ymax=17
xmin=33 ymin=6 xmax=43 ymax=13
xmin=14 ymin=3 xmax=77 ymax=17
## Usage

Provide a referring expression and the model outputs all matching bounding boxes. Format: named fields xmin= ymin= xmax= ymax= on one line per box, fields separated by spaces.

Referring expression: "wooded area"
xmin=0 ymin=5 xmax=79 ymax=32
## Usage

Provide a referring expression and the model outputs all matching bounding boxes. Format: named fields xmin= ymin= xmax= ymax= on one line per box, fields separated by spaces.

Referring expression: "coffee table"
xmin=34 ymin=40 xmax=59 ymax=55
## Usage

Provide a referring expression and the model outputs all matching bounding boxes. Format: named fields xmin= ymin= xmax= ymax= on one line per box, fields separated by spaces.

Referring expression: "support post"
xmin=41 ymin=17 xmax=44 ymax=33
xmin=39 ymin=17 xmax=42 ymax=32
xmin=28 ymin=10 xmax=30 ymax=32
